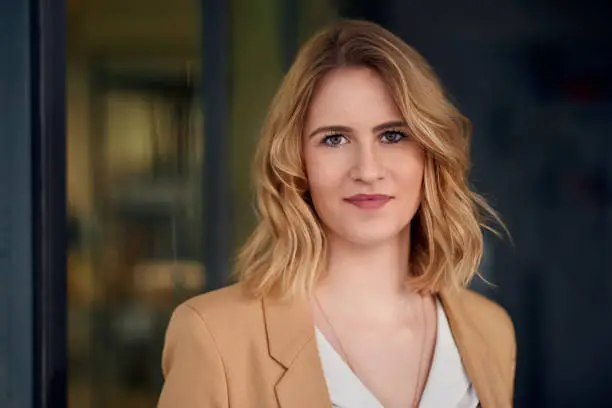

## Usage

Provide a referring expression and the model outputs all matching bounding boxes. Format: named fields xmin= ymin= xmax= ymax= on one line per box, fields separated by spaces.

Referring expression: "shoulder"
xmin=453 ymin=288 xmax=516 ymax=354
xmin=160 ymin=284 xmax=261 ymax=406
xmin=178 ymin=282 xmax=263 ymax=331
xmin=182 ymin=282 xmax=259 ymax=314
xmin=457 ymin=289 xmax=515 ymax=338
xmin=171 ymin=283 xmax=266 ymax=348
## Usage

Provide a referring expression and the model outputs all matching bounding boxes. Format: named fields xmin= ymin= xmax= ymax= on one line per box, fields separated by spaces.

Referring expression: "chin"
xmin=335 ymin=223 xmax=407 ymax=247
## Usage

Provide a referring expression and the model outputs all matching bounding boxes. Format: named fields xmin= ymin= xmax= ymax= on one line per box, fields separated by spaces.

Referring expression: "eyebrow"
xmin=307 ymin=121 xmax=408 ymax=139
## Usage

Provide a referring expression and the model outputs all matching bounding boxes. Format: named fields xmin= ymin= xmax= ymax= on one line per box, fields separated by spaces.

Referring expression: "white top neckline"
xmin=314 ymin=298 xmax=479 ymax=408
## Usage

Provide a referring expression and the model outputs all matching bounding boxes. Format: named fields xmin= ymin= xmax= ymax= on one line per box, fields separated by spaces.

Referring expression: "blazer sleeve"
xmin=158 ymin=304 xmax=228 ymax=408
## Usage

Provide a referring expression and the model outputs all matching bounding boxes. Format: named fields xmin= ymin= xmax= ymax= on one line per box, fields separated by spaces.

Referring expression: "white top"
xmin=315 ymin=298 xmax=479 ymax=408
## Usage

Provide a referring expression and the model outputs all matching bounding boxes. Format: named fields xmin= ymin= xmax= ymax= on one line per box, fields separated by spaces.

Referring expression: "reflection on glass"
xmin=68 ymin=75 xmax=204 ymax=408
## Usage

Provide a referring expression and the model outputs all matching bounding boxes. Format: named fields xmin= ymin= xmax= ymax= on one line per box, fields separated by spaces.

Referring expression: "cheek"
xmin=393 ymin=149 xmax=425 ymax=198
xmin=306 ymin=161 xmax=340 ymax=201
xmin=403 ymin=157 xmax=425 ymax=186
xmin=304 ymin=149 xmax=345 ymax=213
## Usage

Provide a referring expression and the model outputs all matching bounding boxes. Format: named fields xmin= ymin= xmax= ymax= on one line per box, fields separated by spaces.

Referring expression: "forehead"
xmin=305 ymin=67 xmax=402 ymax=130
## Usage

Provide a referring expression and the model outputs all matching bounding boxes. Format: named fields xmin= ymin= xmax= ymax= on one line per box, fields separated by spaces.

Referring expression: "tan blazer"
xmin=158 ymin=283 xmax=516 ymax=408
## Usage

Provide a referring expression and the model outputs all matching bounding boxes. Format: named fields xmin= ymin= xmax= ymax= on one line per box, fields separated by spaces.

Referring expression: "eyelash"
xmin=321 ymin=129 xmax=409 ymax=147
xmin=380 ymin=129 xmax=409 ymax=144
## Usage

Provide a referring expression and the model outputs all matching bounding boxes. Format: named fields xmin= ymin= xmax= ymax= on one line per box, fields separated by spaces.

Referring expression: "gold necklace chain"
xmin=313 ymin=293 xmax=357 ymax=372
xmin=313 ymin=292 xmax=429 ymax=408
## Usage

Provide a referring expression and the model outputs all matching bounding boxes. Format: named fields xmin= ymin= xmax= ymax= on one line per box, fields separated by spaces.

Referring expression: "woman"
xmin=158 ymin=19 xmax=516 ymax=408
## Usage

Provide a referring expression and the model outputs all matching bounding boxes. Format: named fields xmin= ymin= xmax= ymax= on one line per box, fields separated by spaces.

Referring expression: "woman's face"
xmin=303 ymin=67 xmax=425 ymax=247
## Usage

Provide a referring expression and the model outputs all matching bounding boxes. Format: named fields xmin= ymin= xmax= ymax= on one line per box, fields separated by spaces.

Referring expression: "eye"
xmin=322 ymin=134 xmax=348 ymax=147
xmin=380 ymin=130 xmax=408 ymax=144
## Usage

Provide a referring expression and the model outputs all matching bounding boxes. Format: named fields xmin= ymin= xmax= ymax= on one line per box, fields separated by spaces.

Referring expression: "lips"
xmin=344 ymin=194 xmax=392 ymax=210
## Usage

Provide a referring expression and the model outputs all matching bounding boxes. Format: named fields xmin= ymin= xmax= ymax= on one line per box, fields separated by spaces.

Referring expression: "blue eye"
xmin=322 ymin=134 xmax=348 ymax=147
xmin=380 ymin=130 xmax=407 ymax=144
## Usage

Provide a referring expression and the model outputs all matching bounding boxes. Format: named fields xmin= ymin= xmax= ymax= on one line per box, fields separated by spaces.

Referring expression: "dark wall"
xmin=386 ymin=1 xmax=612 ymax=407
xmin=0 ymin=1 xmax=35 ymax=407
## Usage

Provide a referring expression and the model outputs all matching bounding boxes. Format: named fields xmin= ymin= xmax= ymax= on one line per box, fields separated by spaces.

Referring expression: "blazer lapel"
xmin=439 ymin=290 xmax=510 ymax=408
xmin=262 ymin=295 xmax=331 ymax=408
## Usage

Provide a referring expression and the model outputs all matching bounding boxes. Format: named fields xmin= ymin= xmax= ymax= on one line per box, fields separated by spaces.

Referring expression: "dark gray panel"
xmin=32 ymin=0 xmax=67 ymax=405
xmin=201 ymin=0 xmax=232 ymax=290
xmin=0 ymin=0 xmax=34 ymax=407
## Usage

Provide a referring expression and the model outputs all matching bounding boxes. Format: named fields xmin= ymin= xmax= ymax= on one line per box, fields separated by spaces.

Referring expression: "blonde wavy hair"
xmin=235 ymin=19 xmax=503 ymax=299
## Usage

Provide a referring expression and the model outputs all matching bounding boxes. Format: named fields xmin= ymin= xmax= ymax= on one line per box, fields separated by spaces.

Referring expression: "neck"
xmin=316 ymin=226 xmax=418 ymax=319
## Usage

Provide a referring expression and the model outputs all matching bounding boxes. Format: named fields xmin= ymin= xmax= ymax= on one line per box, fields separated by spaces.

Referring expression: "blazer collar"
xmin=263 ymin=290 xmax=510 ymax=408
xmin=262 ymin=294 xmax=332 ymax=407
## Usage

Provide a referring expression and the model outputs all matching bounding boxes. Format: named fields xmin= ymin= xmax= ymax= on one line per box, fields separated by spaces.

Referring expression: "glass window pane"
xmin=67 ymin=1 xmax=202 ymax=407
xmin=67 ymin=1 xmax=336 ymax=407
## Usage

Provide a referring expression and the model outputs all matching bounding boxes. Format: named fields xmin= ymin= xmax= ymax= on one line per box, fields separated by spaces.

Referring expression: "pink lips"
xmin=344 ymin=194 xmax=392 ymax=210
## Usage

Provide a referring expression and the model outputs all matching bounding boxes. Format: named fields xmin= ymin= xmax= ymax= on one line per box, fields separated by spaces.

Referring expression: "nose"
xmin=350 ymin=143 xmax=385 ymax=183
